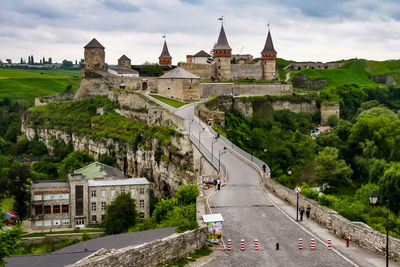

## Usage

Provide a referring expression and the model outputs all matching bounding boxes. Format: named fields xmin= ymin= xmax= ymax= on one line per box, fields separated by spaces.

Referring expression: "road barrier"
xmin=328 ymin=239 xmax=332 ymax=250
xmin=311 ymin=239 xmax=315 ymax=250
xmin=254 ymin=239 xmax=259 ymax=251
xmin=227 ymin=239 xmax=232 ymax=251
xmin=241 ymin=239 xmax=245 ymax=251
xmin=299 ymin=239 xmax=303 ymax=250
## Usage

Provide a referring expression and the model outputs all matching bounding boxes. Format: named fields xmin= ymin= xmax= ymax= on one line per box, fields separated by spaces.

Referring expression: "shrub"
xmin=175 ymin=184 xmax=198 ymax=205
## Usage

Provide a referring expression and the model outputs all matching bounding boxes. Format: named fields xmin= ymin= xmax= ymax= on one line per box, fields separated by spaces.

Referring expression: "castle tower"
xmin=82 ymin=38 xmax=107 ymax=77
xmin=261 ymin=30 xmax=277 ymax=80
xmin=213 ymin=23 xmax=231 ymax=81
xmin=159 ymin=40 xmax=172 ymax=65
xmin=118 ymin=55 xmax=131 ymax=69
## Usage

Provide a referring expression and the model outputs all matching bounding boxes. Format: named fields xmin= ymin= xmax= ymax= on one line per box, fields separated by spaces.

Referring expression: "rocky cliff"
xmin=21 ymin=116 xmax=195 ymax=198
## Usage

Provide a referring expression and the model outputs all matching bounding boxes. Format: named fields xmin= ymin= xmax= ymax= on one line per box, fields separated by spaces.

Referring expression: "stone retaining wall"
xmin=201 ymin=83 xmax=292 ymax=98
xmin=19 ymin=232 xmax=105 ymax=246
xmin=66 ymin=228 xmax=207 ymax=267
xmin=34 ymin=93 xmax=75 ymax=106
xmin=264 ymin=177 xmax=400 ymax=262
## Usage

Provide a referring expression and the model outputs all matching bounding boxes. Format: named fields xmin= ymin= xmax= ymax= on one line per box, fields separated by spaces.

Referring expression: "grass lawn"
xmin=149 ymin=94 xmax=188 ymax=108
xmin=0 ymin=68 xmax=81 ymax=105
xmin=22 ymin=228 xmax=104 ymax=238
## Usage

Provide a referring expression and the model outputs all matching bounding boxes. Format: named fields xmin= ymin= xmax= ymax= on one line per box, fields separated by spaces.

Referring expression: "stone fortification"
xmin=292 ymin=74 xmax=327 ymax=90
xmin=370 ymin=74 xmax=398 ymax=85
xmin=271 ymin=100 xmax=317 ymax=114
xmin=230 ymin=63 xmax=263 ymax=80
xmin=66 ymin=228 xmax=207 ymax=267
xmin=201 ymin=83 xmax=293 ymax=98
xmin=177 ymin=62 xmax=216 ymax=81
xmin=34 ymin=93 xmax=75 ymax=106
xmin=21 ymin=119 xmax=194 ymax=198
xmin=75 ymin=77 xmax=157 ymax=99
xmin=285 ymin=62 xmax=344 ymax=71
xmin=264 ymin=177 xmax=400 ymax=262
xmin=320 ymin=103 xmax=340 ymax=125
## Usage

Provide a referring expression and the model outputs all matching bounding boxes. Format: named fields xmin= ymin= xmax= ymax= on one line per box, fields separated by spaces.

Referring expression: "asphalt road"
xmin=189 ymin=121 xmax=353 ymax=266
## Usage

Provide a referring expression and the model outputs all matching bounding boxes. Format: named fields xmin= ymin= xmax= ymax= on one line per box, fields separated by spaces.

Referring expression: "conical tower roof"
xmin=159 ymin=40 xmax=172 ymax=59
xmin=84 ymin=38 xmax=105 ymax=49
xmin=118 ymin=55 xmax=130 ymax=61
xmin=213 ymin=25 xmax=231 ymax=50
xmin=261 ymin=30 xmax=276 ymax=54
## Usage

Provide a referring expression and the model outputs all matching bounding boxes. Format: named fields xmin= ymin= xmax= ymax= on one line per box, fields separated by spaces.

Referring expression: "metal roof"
xmin=213 ymin=25 xmax=231 ymax=50
xmin=194 ymin=50 xmax=211 ymax=57
xmin=118 ymin=55 xmax=131 ymax=61
xmin=84 ymin=38 xmax=105 ymax=49
xmin=159 ymin=40 xmax=172 ymax=59
xmin=74 ymin=162 xmax=124 ymax=180
xmin=261 ymin=30 xmax=277 ymax=54
xmin=109 ymin=67 xmax=139 ymax=74
xmin=31 ymin=181 xmax=69 ymax=189
xmin=203 ymin=213 xmax=224 ymax=222
xmin=159 ymin=67 xmax=200 ymax=79
xmin=88 ymin=178 xmax=149 ymax=187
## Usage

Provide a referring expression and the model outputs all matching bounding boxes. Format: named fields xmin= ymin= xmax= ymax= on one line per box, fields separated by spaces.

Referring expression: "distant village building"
xmin=30 ymin=162 xmax=149 ymax=230
xmin=157 ymin=67 xmax=200 ymax=101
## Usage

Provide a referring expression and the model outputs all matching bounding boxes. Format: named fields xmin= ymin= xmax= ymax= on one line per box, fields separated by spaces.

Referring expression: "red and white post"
xmin=254 ymin=239 xmax=259 ymax=251
xmin=327 ymin=239 xmax=332 ymax=250
xmin=311 ymin=239 xmax=315 ymax=250
xmin=227 ymin=239 xmax=232 ymax=251
xmin=240 ymin=239 xmax=245 ymax=251
xmin=299 ymin=239 xmax=303 ymax=250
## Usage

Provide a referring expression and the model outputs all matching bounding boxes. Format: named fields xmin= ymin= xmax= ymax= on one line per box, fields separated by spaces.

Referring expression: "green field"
xmin=0 ymin=68 xmax=81 ymax=105
xmin=149 ymin=94 xmax=188 ymax=108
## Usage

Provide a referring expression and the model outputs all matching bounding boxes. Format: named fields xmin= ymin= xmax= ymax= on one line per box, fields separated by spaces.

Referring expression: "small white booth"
xmin=202 ymin=213 xmax=224 ymax=244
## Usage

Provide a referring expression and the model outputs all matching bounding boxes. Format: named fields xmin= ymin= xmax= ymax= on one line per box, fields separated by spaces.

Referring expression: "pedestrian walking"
xmin=299 ymin=206 xmax=305 ymax=221
xmin=306 ymin=204 xmax=311 ymax=220
xmin=217 ymin=178 xmax=221 ymax=190
xmin=262 ymin=164 xmax=267 ymax=172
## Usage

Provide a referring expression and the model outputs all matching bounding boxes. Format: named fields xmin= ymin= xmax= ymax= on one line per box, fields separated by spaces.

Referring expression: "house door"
xmin=76 ymin=219 xmax=85 ymax=228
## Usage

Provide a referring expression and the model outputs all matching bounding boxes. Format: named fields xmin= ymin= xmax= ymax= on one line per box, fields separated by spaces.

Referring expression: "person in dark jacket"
xmin=306 ymin=205 xmax=311 ymax=220
xmin=299 ymin=206 xmax=305 ymax=221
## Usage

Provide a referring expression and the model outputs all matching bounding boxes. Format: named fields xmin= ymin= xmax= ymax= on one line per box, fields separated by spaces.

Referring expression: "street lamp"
xmin=218 ymin=147 xmax=227 ymax=173
xmin=211 ymin=135 xmax=218 ymax=164
xmin=198 ymin=127 xmax=205 ymax=148
xmin=287 ymin=167 xmax=292 ymax=176
xmin=369 ymin=190 xmax=389 ymax=267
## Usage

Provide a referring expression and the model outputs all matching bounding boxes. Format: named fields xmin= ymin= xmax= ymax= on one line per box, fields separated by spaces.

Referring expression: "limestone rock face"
xmin=21 ymin=117 xmax=194 ymax=198
xmin=292 ymin=74 xmax=327 ymax=90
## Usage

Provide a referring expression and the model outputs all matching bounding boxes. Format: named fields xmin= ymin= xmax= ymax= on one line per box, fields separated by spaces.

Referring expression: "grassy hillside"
xmin=0 ymin=68 xmax=81 ymax=105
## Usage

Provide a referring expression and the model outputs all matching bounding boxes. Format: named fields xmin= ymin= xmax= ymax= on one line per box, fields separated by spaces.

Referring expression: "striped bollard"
xmin=227 ymin=239 xmax=232 ymax=251
xmin=327 ymin=239 xmax=332 ymax=250
xmin=298 ymin=239 xmax=303 ymax=250
xmin=254 ymin=239 xmax=259 ymax=251
xmin=240 ymin=239 xmax=245 ymax=251
xmin=311 ymin=239 xmax=315 ymax=250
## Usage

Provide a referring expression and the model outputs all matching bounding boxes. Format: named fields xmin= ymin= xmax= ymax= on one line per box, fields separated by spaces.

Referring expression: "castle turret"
xmin=213 ymin=24 xmax=231 ymax=80
xmin=159 ymin=40 xmax=172 ymax=65
xmin=118 ymin=55 xmax=131 ymax=69
xmin=82 ymin=38 xmax=107 ymax=77
xmin=261 ymin=30 xmax=277 ymax=80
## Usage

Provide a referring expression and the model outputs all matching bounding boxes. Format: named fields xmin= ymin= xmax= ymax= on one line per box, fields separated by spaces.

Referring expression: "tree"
xmin=8 ymin=164 xmax=31 ymax=219
xmin=139 ymin=62 xmax=163 ymax=77
xmin=58 ymin=150 xmax=94 ymax=177
xmin=0 ymin=210 xmax=22 ymax=265
xmin=62 ymin=60 xmax=73 ymax=69
xmin=175 ymin=184 xmax=198 ymax=206
xmin=379 ymin=162 xmax=400 ymax=213
xmin=102 ymin=193 xmax=138 ymax=234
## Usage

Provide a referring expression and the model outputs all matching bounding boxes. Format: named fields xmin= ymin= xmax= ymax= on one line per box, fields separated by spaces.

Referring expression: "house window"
xmin=62 ymin=204 xmax=69 ymax=213
xmin=140 ymin=188 xmax=144 ymax=195
xmin=53 ymin=220 xmax=61 ymax=226
xmin=35 ymin=206 xmax=43 ymax=215
xmin=92 ymin=215 xmax=97 ymax=222
xmin=140 ymin=212 xmax=145 ymax=219
xmin=140 ymin=199 xmax=144 ymax=208
xmin=53 ymin=205 xmax=60 ymax=214
xmin=43 ymin=194 xmax=51 ymax=200
xmin=34 ymin=195 xmax=42 ymax=201
xmin=44 ymin=205 xmax=51 ymax=214
xmin=121 ymin=189 xmax=125 ymax=194
xmin=91 ymin=202 xmax=96 ymax=211
xmin=101 ymin=215 xmax=105 ymax=221
xmin=61 ymin=194 xmax=69 ymax=199
xmin=35 ymin=220 xmax=43 ymax=227
xmin=62 ymin=219 xmax=70 ymax=225
xmin=131 ymin=189 xmax=135 ymax=197
xmin=111 ymin=190 xmax=116 ymax=198
xmin=101 ymin=202 xmax=106 ymax=211
xmin=43 ymin=220 xmax=51 ymax=226
xmin=91 ymin=190 xmax=96 ymax=198
xmin=101 ymin=190 xmax=106 ymax=198
xmin=53 ymin=194 xmax=60 ymax=200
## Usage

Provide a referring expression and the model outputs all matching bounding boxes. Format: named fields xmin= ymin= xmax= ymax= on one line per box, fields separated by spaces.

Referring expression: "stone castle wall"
xmin=230 ymin=63 xmax=263 ymax=80
xmin=178 ymin=62 xmax=215 ymax=81
xmin=264 ymin=177 xmax=400 ymax=262
xmin=271 ymin=101 xmax=317 ymax=114
xmin=158 ymin=78 xmax=201 ymax=101
xmin=320 ymin=103 xmax=340 ymax=125
xmin=75 ymin=77 xmax=157 ymax=99
xmin=66 ymin=228 xmax=207 ymax=267
xmin=285 ymin=62 xmax=345 ymax=71
xmin=34 ymin=93 xmax=75 ymax=106
xmin=201 ymin=83 xmax=293 ymax=98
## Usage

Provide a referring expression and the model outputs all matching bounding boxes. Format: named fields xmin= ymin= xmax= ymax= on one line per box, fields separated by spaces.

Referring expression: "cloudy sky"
xmin=0 ymin=0 xmax=399 ymax=65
